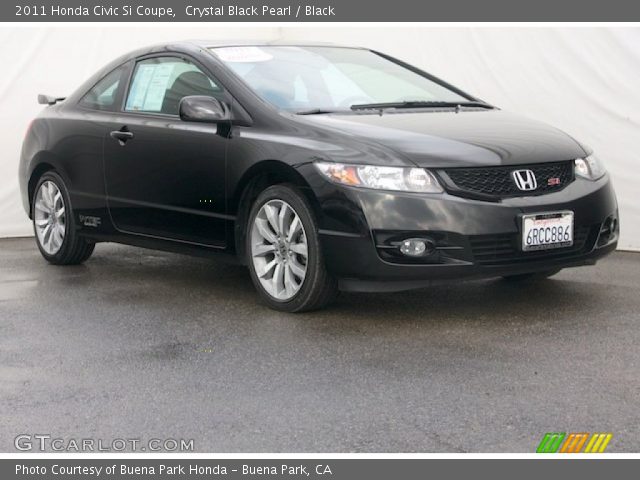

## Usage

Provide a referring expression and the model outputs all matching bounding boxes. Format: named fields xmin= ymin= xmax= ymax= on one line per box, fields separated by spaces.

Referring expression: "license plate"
xmin=521 ymin=211 xmax=574 ymax=251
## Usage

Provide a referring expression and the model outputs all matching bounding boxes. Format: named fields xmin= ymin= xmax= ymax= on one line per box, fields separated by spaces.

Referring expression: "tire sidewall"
xmin=246 ymin=185 xmax=324 ymax=311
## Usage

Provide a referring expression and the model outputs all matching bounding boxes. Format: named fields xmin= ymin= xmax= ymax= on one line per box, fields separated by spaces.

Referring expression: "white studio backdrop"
xmin=0 ymin=26 xmax=638 ymax=249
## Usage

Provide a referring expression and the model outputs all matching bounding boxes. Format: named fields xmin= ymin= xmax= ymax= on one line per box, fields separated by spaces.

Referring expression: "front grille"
xmin=469 ymin=225 xmax=596 ymax=266
xmin=440 ymin=161 xmax=575 ymax=200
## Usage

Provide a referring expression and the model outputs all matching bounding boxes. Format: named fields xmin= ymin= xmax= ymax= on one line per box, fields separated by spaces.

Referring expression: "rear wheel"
xmin=502 ymin=269 xmax=561 ymax=282
xmin=32 ymin=171 xmax=95 ymax=265
xmin=246 ymin=184 xmax=337 ymax=312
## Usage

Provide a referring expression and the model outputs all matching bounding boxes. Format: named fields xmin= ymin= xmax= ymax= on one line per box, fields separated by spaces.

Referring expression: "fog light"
xmin=400 ymin=238 xmax=428 ymax=257
xmin=597 ymin=215 xmax=619 ymax=247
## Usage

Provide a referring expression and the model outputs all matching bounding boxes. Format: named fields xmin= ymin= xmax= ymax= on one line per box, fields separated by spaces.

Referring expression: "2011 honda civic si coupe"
xmin=19 ymin=41 xmax=619 ymax=311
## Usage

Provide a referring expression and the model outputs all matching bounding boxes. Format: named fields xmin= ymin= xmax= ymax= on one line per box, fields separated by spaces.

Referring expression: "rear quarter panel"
xmin=20 ymin=104 xmax=111 ymax=233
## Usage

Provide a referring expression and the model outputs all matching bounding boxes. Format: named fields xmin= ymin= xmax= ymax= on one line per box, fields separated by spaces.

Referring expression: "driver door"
xmin=103 ymin=55 xmax=230 ymax=247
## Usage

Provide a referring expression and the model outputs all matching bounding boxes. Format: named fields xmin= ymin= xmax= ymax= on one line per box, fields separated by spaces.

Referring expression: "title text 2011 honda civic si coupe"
xmin=19 ymin=42 xmax=619 ymax=311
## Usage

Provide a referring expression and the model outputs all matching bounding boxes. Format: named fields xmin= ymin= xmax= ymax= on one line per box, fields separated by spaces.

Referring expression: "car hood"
xmin=299 ymin=109 xmax=588 ymax=168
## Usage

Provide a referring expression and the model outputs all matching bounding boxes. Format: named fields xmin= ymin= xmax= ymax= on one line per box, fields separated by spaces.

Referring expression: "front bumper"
xmin=309 ymin=172 xmax=619 ymax=292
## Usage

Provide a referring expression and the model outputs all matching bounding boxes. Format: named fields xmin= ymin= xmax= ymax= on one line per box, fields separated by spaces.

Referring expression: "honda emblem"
xmin=512 ymin=169 xmax=538 ymax=191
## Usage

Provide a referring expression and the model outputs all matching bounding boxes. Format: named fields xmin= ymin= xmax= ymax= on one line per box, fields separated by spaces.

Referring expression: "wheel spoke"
xmin=56 ymin=224 xmax=65 ymax=241
xmin=284 ymin=264 xmax=296 ymax=297
xmin=43 ymin=224 xmax=55 ymax=252
xmin=35 ymin=218 xmax=49 ymax=227
xmin=53 ymin=190 xmax=62 ymax=209
xmin=259 ymin=258 xmax=277 ymax=279
xmin=272 ymin=263 xmax=284 ymax=296
xmin=253 ymin=243 xmax=276 ymax=256
xmin=41 ymin=184 xmax=51 ymax=207
xmin=255 ymin=218 xmax=277 ymax=243
xmin=287 ymin=216 xmax=301 ymax=242
xmin=51 ymin=225 xmax=63 ymax=250
xmin=289 ymin=242 xmax=307 ymax=258
xmin=42 ymin=223 xmax=53 ymax=242
xmin=278 ymin=203 xmax=289 ymax=237
xmin=47 ymin=182 xmax=56 ymax=207
xmin=34 ymin=200 xmax=48 ymax=214
xmin=264 ymin=204 xmax=280 ymax=235
xmin=289 ymin=257 xmax=306 ymax=279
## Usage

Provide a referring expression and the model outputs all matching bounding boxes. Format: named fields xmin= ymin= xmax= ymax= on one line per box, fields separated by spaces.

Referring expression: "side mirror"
xmin=38 ymin=94 xmax=65 ymax=105
xmin=179 ymin=96 xmax=229 ymax=123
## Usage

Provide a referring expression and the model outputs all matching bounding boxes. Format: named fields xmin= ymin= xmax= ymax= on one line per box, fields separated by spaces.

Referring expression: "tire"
xmin=32 ymin=171 xmax=95 ymax=265
xmin=246 ymin=184 xmax=337 ymax=312
xmin=502 ymin=269 xmax=561 ymax=282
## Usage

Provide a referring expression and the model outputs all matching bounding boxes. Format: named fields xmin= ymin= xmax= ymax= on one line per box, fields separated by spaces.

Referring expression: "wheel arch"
xmin=27 ymin=161 xmax=57 ymax=218
xmin=231 ymin=160 xmax=321 ymax=265
xmin=25 ymin=146 xmax=76 ymax=218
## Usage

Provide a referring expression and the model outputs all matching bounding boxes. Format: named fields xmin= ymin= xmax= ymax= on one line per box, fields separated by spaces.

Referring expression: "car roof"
xmin=188 ymin=39 xmax=367 ymax=49
xmin=115 ymin=41 xmax=367 ymax=64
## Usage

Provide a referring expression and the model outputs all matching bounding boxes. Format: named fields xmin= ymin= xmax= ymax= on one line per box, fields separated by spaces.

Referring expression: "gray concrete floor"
xmin=1 ymin=237 xmax=639 ymax=452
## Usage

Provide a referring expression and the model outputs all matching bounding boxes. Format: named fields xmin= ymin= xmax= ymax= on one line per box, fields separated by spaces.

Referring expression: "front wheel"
xmin=32 ymin=171 xmax=95 ymax=265
xmin=246 ymin=184 xmax=337 ymax=312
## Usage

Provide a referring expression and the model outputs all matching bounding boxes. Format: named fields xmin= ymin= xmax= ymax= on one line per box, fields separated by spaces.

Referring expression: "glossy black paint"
xmin=179 ymin=95 xmax=230 ymax=123
xmin=19 ymin=41 xmax=619 ymax=291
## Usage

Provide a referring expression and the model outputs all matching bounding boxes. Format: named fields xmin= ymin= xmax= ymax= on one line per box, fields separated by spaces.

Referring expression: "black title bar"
xmin=4 ymin=459 xmax=640 ymax=479
xmin=5 ymin=0 xmax=640 ymax=22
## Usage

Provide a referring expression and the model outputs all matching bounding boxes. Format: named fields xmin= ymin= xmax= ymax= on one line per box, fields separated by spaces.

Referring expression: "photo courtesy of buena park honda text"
xmin=0 ymin=0 xmax=639 ymax=478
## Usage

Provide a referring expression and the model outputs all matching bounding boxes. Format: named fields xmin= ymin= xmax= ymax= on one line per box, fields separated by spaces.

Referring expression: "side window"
xmin=79 ymin=65 xmax=126 ymax=111
xmin=125 ymin=57 xmax=223 ymax=116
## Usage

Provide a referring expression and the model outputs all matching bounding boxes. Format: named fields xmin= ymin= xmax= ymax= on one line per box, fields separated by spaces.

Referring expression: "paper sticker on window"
xmin=214 ymin=47 xmax=273 ymax=63
xmin=126 ymin=63 xmax=174 ymax=112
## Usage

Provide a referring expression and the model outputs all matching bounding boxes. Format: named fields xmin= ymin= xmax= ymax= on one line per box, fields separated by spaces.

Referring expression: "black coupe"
xmin=19 ymin=41 xmax=619 ymax=311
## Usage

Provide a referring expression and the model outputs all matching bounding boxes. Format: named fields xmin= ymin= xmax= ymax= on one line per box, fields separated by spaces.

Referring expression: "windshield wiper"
xmin=350 ymin=101 xmax=494 ymax=111
xmin=295 ymin=108 xmax=344 ymax=115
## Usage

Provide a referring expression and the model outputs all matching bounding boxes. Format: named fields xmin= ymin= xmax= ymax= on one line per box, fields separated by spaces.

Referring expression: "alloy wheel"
xmin=250 ymin=199 xmax=309 ymax=301
xmin=34 ymin=180 xmax=66 ymax=255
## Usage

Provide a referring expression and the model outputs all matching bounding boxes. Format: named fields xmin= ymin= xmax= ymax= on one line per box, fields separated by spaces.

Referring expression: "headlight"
xmin=575 ymin=155 xmax=606 ymax=181
xmin=314 ymin=162 xmax=443 ymax=193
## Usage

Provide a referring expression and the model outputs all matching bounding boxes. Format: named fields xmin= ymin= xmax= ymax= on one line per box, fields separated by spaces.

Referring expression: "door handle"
xmin=110 ymin=129 xmax=134 ymax=146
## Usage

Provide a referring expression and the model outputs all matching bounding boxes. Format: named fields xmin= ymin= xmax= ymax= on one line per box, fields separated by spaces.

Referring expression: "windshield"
xmin=211 ymin=46 xmax=470 ymax=112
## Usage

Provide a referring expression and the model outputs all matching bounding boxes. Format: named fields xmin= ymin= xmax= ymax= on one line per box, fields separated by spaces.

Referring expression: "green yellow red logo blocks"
xmin=537 ymin=433 xmax=613 ymax=453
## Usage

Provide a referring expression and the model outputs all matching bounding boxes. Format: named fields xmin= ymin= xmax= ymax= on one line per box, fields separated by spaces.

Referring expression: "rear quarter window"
xmin=79 ymin=65 xmax=127 ymax=111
